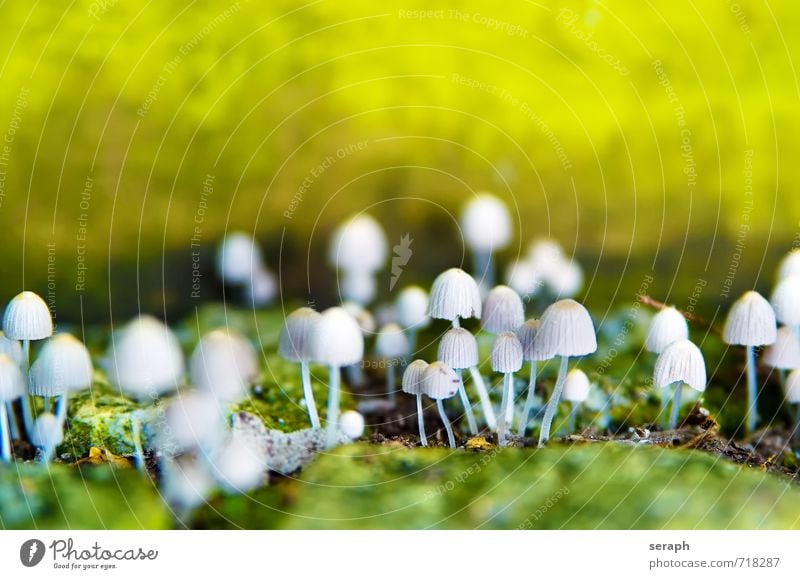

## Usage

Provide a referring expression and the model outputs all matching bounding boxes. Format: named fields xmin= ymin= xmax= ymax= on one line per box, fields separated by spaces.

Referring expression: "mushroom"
xmin=438 ymin=328 xmax=480 ymax=434
xmin=310 ymin=307 xmax=364 ymax=448
xmin=460 ymin=193 xmax=512 ymax=289
xmin=210 ymin=435 xmax=267 ymax=493
xmin=777 ymin=249 xmax=800 ymax=282
xmin=428 ymin=268 xmax=482 ymax=328
xmin=30 ymin=412 xmax=63 ymax=463
xmin=402 ymin=359 xmax=430 ymax=446
xmin=29 ymin=333 xmax=93 ymax=422
xmin=421 ymin=361 xmax=460 ymax=448
xmin=340 ymin=410 xmax=365 ymax=440
xmin=491 ymin=332 xmax=523 ymax=446
xmin=217 ymin=231 xmax=274 ymax=305
xmin=785 ymin=369 xmax=800 ymax=441
xmin=505 ymin=259 xmax=541 ymax=299
xmin=562 ymin=369 xmax=591 ymax=433
xmin=159 ymin=391 xmax=225 ymax=457
xmin=329 ymin=214 xmax=388 ymax=306
xmin=653 ymin=339 xmax=706 ymax=429
xmin=395 ymin=285 xmax=430 ymax=352
xmin=244 ymin=264 xmax=277 ymax=307
xmin=482 ymin=285 xmax=524 ymax=425
xmin=532 ymin=299 xmax=597 ymax=447
xmin=0 ymin=354 xmax=26 ymax=462
xmin=723 ymin=291 xmax=777 ymax=433
xmin=771 ymin=275 xmax=800 ymax=339
xmin=0 ymin=332 xmax=23 ymax=439
xmin=107 ymin=315 xmax=185 ymax=400
xmin=764 ymin=327 xmax=800 ymax=389
xmin=645 ymin=306 xmax=689 ymax=354
xmin=375 ymin=323 xmax=410 ymax=403
xmin=546 ymin=259 xmax=584 ymax=299
xmin=2 ymin=291 xmax=53 ymax=436
xmin=190 ymin=328 xmax=258 ymax=404
xmin=516 ymin=319 xmax=542 ymax=437
xmin=341 ymin=301 xmax=375 ymax=386
xmin=279 ymin=307 xmax=322 ymax=429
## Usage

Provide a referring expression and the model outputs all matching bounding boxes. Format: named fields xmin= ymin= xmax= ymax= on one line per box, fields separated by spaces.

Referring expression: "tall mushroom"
xmin=460 ymin=193 xmax=511 ymax=290
xmin=645 ymin=305 xmax=689 ymax=423
xmin=491 ymin=331 xmax=523 ymax=446
xmin=532 ymin=299 xmax=597 ymax=447
xmin=438 ymin=328 xmax=480 ymax=435
xmin=516 ymin=319 xmax=542 ymax=436
xmin=279 ymin=307 xmax=322 ymax=429
xmin=402 ymin=359 xmax=429 ymax=446
xmin=653 ymin=339 xmax=706 ymax=429
xmin=375 ymin=323 xmax=410 ymax=403
xmin=311 ymin=307 xmax=364 ymax=448
xmin=723 ymin=291 xmax=777 ymax=434
xmin=2 ymin=291 xmax=53 ymax=435
xmin=0 ymin=354 xmax=25 ymax=462
xmin=29 ymin=333 xmax=93 ymax=422
xmin=421 ymin=361 xmax=460 ymax=448
xmin=329 ymin=214 xmax=388 ymax=306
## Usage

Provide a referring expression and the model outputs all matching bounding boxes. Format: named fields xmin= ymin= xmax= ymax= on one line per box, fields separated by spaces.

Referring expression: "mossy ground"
xmin=3 ymin=303 xmax=799 ymax=529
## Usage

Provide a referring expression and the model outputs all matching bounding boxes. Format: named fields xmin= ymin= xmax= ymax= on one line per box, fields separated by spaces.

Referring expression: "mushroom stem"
xmin=538 ymin=355 xmax=569 ymax=447
xmin=56 ymin=393 xmax=69 ymax=423
xmin=131 ymin=416 xmax=146 ymax=472
xmin=658 ymin=391 xmax=669 ymax=428
xmin=21 ymin=339 xmax=34 ymax=437
xmin=345 ymin=363 xmax=364 ymax=387
xmin=456 ymin=369 xmax=478 ymax=435
xmin=43 ymin=396 xmax=51 ymax=413
xmin=779 ymin=368 xmax=787 ymax=391
xmin=416 ymin=394 xmax=428 ymax=446
xmin=436 ymin=399 xmax=455 ymax=448
xmin=745 ymin=344 xmax=757 ymax=434
xmin=504 ymin=374 xmax=515 ymax=427
xmin=325 ymin=365 xmax=342 ymax=448
xmin=6 ymin=402 xmax=19 ymax=440
xmin=468 ymin=366 xmax=497 ymax=430
xmin=301 ymin=361 xmax=321 ymax=430
xmin=498 ymin=372 xmax=514 ymax=446
xmin=451 ymin=316 xmax=461 ymax=329
xmin=407 ymin=328 xmax=418 ymax=355
xmin=39 ymin=444 xmax=56 ymax=464
xmin=472 ymin=251 xmax=494 ymax=289
xmin=387 ymin=362 xmax=396 ymax=403
xmin=669 ymin=382 xmax=683 ymax=429
xmin=793 ymin=403 xmax=799 ymax=443
xmin=518 ymin=361 xmax=538 ymax=437
xmin=0 ymin=402 xmax=10 ymax=462
xmin=567 ymin=401 xmax=579 ymax=433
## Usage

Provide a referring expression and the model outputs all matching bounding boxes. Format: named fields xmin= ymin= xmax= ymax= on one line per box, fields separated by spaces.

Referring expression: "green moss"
xmin=0 ymin=463 xmax=170 ymax=529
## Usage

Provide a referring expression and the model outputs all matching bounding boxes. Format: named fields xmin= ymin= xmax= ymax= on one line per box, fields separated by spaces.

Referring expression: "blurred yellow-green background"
xmin=0 ymin=0 xmax=797 ymax=321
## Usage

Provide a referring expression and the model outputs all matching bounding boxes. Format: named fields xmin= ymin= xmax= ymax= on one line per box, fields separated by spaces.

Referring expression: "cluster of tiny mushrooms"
xmin=2 ymin=192 xmax=800 ymax=505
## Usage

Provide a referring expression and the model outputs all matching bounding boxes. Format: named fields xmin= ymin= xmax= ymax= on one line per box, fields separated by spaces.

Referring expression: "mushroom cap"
xmin=162 ymin=456 xmax=214 ymax=510
xmin=341 ymin=301 xmax=376 ymax=335
xmin=244 ymin=265 xmax=276 ymax=306
xmin=0 ymin=332 xmax=22 ymax=366
xmin=770 ymin=276 xmax=800 ymax=327
xmin=329 ymin=214 xmax=388 ymax=273
xmin=160 ymin=391 xmax=224 ymax=454
xmin=340 ymin=270 xmax=377 ymax=305
xmin=402 ymin=359 xmax=429 ymax=395
xmin=763 ymin=327 xmax=800 ymax=370
xmin=190 ymin=329 xmax=258 ymax=402
xmin=106 ymin=315 xmax=185 ymax=399
xmin=311 ymin=307 xmax=365 ymax=367
xmin=30 ymin=412 xmax=63 ymax=449
xmin=279 ymin=307 xmax=321 ymax=363
xmin=528 ymin=239 xmax=564 ymax=276
xmin=212 ymin=436 xmax=266 ymax=493
xmin=490 ymin=331 xmax=524 ymax=374
xmin=395 ymin=286 xmax=430 ymax=330
xmin=340 ymin=410 xmax=365 ymax=440
xmin=29 ymin=333 xmax=94 ymax=397
xmin=2 ymin=291 xmax=53 ymax=341
xmin=421 ymin=361 xmax=460 ymax=400
xmin=516 ymin=318 xmax=540 ymax=361
xmin=482 ymin=285 xmax=525 ymax=334
xmin=437 ymin=327 xmax=478 ymax=369
xmin=216 ymin=231 xmax=264 ymax=285
xmin=545 ymin=259 xmax=584 ymax=298
xmin=786 ymin=369 xmax=800 ymax=403
xmin=563 ymin=369 xmax=591 ymax=402
xmin=653 ymin=339 xmax=706 ymax=392
xmin=723 ymin=291 xmax=777 ymax=346
xmin=0 ymin=353 xmax=26 ymax=401
xmin=505 ymin=259 xmax=541 ymax=297
xmin=375 ymin=323 xmax=410 ymax=358
xmin=531 ymin=299 xmax=597 ymax=360
xmin=428 ymin=268 xmax=482 ymax=321
xmin=777 ymin=249 xmax=800 ymax=282
xmin=645 ymin=306 xmax=689 ymax=354
xmin=460 ymin=193 xmax=512 ymax=252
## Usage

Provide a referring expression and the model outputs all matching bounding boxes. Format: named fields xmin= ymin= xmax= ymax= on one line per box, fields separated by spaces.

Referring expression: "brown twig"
xmin=639 ymin=294 xmax=718 ymax=336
